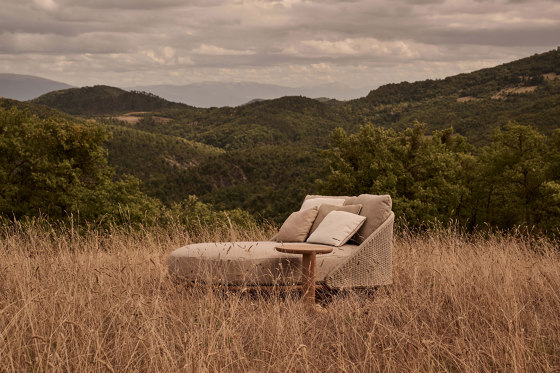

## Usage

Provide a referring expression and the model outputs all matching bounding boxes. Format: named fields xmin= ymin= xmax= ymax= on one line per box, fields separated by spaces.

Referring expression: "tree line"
xmin=0 ymin=107 xmax=256 ymax=231
xmin=2 ymin=106 xmax=559 ymax=235
xmin=318 ymin=121 xmax=560 ymax=234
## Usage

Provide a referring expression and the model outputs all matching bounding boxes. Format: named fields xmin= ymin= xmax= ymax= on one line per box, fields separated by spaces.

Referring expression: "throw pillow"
xmin=274 ymin=207 xmax=319 ymax=242
xmin=309 ymin=204 xmax=362 ymax=234
xmin=306 ymin=211 xmax=366 ymax=247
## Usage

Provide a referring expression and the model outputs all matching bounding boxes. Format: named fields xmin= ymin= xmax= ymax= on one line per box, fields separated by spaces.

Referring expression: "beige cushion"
xmin=168 ymin=241 xmax=360 ymax=285
xmin=307 ymin=211 xmax=366 ymax=247
xmin=304 ymin=194 xmax=349 ymax=201
xmin=344 ymin=194 xmax=392 ymax=244
xmin=274 ymin=207 xmax=319 ymax=242
xmin=309 ymin=204 xmax=362 ymax=234
xmin=300 ymin=197 xmax=345 ymax=211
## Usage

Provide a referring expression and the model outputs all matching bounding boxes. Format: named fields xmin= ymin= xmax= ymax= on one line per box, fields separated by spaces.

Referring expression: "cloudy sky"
xmin=1 ymin=0 xmax=559 ymax=90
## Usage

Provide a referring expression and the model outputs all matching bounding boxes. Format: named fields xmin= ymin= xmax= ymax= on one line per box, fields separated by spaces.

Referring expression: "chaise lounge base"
xmin=168 ymin=211 xmax=394 ymax=290
xmin=168 ymin=241 xmax=358 ymax=286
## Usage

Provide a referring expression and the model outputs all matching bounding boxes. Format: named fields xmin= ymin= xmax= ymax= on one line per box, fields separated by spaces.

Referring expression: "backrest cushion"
xmin=299 ymin=196 xmax=346 ymax=211
xmin=344 ymin=194 xmax=392 ymax=244
xmin=309 ymin=204 xmax=362 ymax=235
xmin=306 ymin=211 xmax=366 ymax=247
xmin=304 ymin=195 xmax=349 ymax=201
xmin=274 ymin=206 xmax=319 ymax=242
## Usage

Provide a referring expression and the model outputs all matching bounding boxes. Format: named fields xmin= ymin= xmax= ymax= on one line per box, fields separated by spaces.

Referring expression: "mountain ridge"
xmin=5 ymin=48 xmax=559 ymax=222
xmin=32 ymin=85 xmax=191 ymax=115
xmin=0 ymin=73 xmax=73 ymax=101
xmin=357 ymin=47 xmax=560 ymax=106
xmin=125 ymin=81 xmax=367 ymax=107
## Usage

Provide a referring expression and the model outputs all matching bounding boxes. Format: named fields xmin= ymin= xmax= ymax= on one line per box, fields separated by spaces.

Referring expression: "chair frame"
xmin=325 ymin=211 xmax=394 ymax=289
xmin=169 ymin=212 xmax=394 ymax=291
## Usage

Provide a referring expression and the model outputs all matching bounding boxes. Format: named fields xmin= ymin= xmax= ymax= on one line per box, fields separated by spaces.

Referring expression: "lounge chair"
xmin=168 ymin=194 xmax=394 ymax=290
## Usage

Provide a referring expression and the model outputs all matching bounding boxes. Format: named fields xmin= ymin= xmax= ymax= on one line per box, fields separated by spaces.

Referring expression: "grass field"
xmin=1 ymin=221 xmax=559 ymax=372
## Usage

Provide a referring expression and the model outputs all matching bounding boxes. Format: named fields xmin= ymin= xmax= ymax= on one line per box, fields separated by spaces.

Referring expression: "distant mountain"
xmin=126 ymin=81 xmax=367 ymax=107
xmin=32 ymin=85 xmax=191 ymax=115
xmin=299 ymin=82 xmax=369 ymax=102
xmin=0 ymin=73 xmax=73 ymax=101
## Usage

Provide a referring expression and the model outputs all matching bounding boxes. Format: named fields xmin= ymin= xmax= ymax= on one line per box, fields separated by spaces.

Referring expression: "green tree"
xmin=477 ymin=122 xmax=560 ymax=231
xmin=168 ymin=195 xmax=257 ymax=233
xmin=0 ymin=107 xmax=159 ymax=223
xmin=318 ymin=122 xmax=473 ymax=226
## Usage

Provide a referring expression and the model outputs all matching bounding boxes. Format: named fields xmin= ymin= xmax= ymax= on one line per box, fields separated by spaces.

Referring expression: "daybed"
xmin=168 ymin=194 xmax=394 ymax=290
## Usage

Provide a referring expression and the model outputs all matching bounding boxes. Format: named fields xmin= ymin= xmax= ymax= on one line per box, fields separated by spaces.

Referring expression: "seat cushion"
xmin=168 ymin=241 xmax=360 ymax=285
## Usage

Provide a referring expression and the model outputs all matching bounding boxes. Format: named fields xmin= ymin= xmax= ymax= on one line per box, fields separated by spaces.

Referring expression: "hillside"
xmin=32 ymin=85 xmax=191 ymax=116
xmin=0 ymin=98 xmax=229 ymax=216
xmin=184 ymin=145 xmax=324 ymax=220
xmin=348 ymin=47 xmax=560 ymax=143
xmin=103 ymin=122 xmax=224 ymax=204
xmin=0 ymin=97 xmax=77 ymax=120
xmin=111 ymin=49 xmax=560 ymax=149
xmin=362 ymin=50 xmax=560 ymax=105
xmin=31 ymin=49 xmax=560 ymax=147
xmin=28 ymin=48 xmax=560 ymax=222
xmin=100 ymin=96 xmax=357 ymax=220
xmin=81 ymin=95 xmax=357 ymax=221
xmin=0 ymin=73 xmax=73 ymax=101
xmin=134 ymin=96 xmax=356 ymax=149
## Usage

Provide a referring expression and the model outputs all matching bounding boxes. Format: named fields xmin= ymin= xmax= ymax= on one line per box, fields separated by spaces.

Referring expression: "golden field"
xmin=1 ymin=221 xmax=559 ymax=372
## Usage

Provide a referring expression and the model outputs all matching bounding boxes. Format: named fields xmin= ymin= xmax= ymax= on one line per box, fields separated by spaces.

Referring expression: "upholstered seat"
xmin=168 ymin=241 xmax=360 ymax=285
xmin=168 ymin=194 xmax=394 ymax=289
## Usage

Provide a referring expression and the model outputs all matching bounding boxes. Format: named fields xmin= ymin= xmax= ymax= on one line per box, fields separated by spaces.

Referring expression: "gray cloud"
xmin=0 ymin=0 xmax=558 ymax=89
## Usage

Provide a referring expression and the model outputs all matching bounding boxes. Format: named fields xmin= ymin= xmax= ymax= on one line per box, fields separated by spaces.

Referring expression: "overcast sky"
xmin=1 ymin=0 xmax=559 ymax=90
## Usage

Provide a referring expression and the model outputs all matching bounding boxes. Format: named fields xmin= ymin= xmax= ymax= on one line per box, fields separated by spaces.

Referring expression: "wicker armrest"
xmin=325 ymin=211 xmax=394 ymax=289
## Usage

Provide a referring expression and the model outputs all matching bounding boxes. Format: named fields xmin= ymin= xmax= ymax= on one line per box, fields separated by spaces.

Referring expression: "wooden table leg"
xmin=301 ymin=252 xmax=316 ymax=305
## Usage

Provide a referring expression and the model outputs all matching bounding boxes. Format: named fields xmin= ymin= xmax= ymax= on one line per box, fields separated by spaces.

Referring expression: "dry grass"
xmin=1 ymin=221 xmax=559 ymax=372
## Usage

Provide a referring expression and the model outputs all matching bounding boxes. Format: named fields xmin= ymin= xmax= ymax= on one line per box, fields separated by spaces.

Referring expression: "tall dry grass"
xmin=1 ymin=220 xmax=559 ymax=372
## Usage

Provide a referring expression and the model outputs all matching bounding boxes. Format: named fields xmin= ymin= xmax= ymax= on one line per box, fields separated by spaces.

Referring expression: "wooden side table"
xmin=275 ymin=244 xmax=333 ymax=305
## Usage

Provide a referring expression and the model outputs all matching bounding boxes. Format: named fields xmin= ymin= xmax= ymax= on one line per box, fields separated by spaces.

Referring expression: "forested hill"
xmin=32 ymin=85 xmax=191 ymax=116
xmin=346 ymin=47 xmax=560 ymax=144
xmin=32 ymin=48 xmax=560 ymax=147
xmin=360 ymin=48 xmax=560 ymax=105
xmin=0 ymin=97 xmax=76 ymax=119
xmin=140 ymin=95 xmax=357 ymax=150
xmin=7 ymin=47 xmax=560 ymax=224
